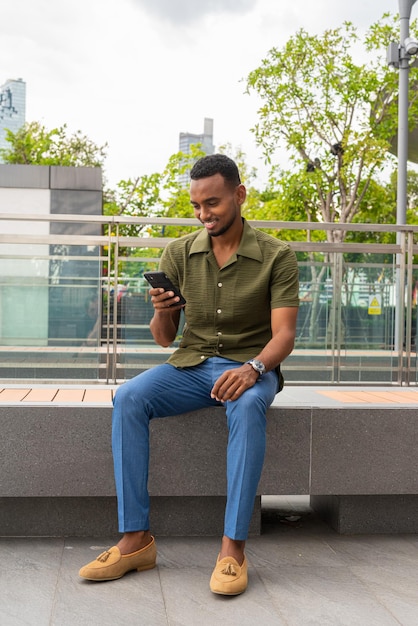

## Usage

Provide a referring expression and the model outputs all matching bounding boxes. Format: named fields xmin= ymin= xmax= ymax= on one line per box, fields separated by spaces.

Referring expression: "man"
xmin=79 ymin=154 xmax=299 ymax=595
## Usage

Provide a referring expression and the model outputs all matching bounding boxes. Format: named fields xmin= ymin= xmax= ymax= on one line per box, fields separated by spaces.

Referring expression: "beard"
xmin=207 ymin=213 xmax=237 ymax=238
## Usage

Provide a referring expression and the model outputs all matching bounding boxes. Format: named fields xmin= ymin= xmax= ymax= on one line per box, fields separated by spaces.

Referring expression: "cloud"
xmin=130 ymin=0 xmax=257 ymax=25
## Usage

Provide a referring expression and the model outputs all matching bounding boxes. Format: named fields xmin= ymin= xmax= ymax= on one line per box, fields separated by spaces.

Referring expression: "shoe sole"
xmin=210 ymin=585 xmax=247 ymax=596
xmin=80 ymin=561 xmax=156 ymax=582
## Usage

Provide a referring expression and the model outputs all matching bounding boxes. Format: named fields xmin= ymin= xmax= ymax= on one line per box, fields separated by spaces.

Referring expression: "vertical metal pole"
xmin=112 ymin=224 xmax=120 ymax=383
xmin=105 ymin=222 xmax=112 ymax=383
xmin=395 ymin=1 xmax=417 ymax=362
xmin=396 ymin=1 xmax=417 ymax=228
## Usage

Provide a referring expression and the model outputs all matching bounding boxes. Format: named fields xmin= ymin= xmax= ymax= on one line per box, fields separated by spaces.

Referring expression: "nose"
xmin=198 ymin=206 xmax=211 ymax=221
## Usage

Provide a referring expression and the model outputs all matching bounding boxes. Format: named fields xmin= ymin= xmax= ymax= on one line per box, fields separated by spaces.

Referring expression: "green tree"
xmin=104 ymin=146 xmax=205 ymax=236
xmin=246 ymin=14 xmax=418 ymax=241
xmin=0 ymin=121 xmax=107 ymax=168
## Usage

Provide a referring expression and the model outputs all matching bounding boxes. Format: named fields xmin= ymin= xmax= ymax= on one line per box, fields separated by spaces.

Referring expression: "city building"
xmin=0 ymin=78 xmax=26 ymax=160
xmin=178 ymin=117 xmax=214 ymax=186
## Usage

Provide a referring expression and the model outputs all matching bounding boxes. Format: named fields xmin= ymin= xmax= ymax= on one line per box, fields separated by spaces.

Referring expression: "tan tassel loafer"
xmin=79 ymin=536 xmax=157 ymax=581
xmin=209 ymin=555 xmax=248 ymax=595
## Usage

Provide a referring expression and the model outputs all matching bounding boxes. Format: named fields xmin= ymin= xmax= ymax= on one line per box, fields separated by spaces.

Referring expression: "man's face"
xmin=190 ymin=173 xmax=246 ymax=238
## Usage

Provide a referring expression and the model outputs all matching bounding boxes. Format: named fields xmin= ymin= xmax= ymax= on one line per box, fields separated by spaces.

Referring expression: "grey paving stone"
xmin=246 ymin=533 xmax=349 ymax=568
xmin=324 ymin=534 xmax=418 ymax=567
xmin=258 ymin=565 xmax=400 ymax=626
xmin=0 ymin=538 xmax=64 ymax=626
xmin=153 ymin=536 xmax=220 ymax=569
xmin=351 ymin=564 xmax=418 ymax=626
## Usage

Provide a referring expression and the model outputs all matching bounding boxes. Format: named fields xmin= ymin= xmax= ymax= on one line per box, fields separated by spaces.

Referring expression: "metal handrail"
xmin=0 ymin=211 xmax=418 ymax=231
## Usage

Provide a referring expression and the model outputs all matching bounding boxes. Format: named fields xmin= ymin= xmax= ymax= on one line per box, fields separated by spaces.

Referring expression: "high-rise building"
xmin=0 ymin=78 xmax=26 ymax=161
xmin=178 ymin=117 xmax=214 ymax=187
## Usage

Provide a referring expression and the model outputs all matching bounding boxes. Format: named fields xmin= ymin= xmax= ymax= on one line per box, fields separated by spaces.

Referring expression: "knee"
xmin=227 ymin=394 xmax=267 ymax=432
xmin=113 ymin=377 xmax=146 ymax=415
xmin=235 ymin=388 xmax=267 ymax=415
xmin=113 ymin=380 xmax=133 ymax=408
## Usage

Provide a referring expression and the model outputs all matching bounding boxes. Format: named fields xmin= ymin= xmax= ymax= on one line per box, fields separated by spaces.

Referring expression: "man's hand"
xmin=210 ymin=364 xmax=259 ymax=402
xmin=149 ymin=288 xmax=182 ymax=347
xmin=150 ymin=287 xmax=184 ymax=311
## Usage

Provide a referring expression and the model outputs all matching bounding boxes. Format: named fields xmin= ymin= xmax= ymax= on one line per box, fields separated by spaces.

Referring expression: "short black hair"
xmin=190 ymin=154 xmax=241 ymax=187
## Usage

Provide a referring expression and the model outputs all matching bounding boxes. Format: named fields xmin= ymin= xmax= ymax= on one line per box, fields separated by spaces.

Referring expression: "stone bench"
xmin=1 ymin=385 xmax=418 ymax=536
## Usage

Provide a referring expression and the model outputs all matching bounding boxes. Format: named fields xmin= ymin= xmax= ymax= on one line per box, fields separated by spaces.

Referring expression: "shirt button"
xmin=219 ymin=343 xmax=223 ymax=348
xmin=200 ymin=355 xmax=205 ymax=360
xmin=217 ymin=309 xmax=222 ymax=314
xmin=217 ymin=331 xmax=222 ymax=336
xmin=218 ymin=282 xmax=223 ymax=287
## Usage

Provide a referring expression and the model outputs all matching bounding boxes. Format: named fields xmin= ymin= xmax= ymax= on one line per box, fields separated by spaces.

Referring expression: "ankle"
xmin=117 ymin=531 xmax=152 ymax=555
xmin=219 ymin=536 xmax=245 ymax=565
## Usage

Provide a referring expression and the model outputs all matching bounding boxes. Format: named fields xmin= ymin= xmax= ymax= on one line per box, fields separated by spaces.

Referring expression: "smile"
xmin=203 ymin=220 xmax=217 ymax=229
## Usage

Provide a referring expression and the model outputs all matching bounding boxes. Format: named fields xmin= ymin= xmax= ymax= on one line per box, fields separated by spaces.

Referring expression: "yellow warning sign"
xmin=368 ymin=294 xmax=382 ymax=315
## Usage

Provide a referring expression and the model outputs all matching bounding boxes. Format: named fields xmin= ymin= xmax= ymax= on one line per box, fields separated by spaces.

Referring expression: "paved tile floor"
xmin=2 ymin=497 xmax=418 ymax=626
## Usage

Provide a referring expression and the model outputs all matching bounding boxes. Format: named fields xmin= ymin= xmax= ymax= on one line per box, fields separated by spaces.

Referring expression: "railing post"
xmin=111 ymin=224 xmax=120 ymax=384
xmin=333 ymin=252 xmax=344 ymax=384
xmin=397 ymin=232 xmax=407 ymax=385
xmin=105 ymin=221 xmax=113 ymax=384
xmin=404 ymin=229 xmax=414 ymax=385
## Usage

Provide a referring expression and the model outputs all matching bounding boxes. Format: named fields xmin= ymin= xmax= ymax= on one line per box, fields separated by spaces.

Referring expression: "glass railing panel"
xmin=336 ymin=253 xmax=397 ymax=383
xmin=286 ymin=257 xmax=334 ymax=383
xmin=106 ymin=252 xmax=182 ymax=382
xmin=0 ymin=241 xmax=102 ymax=381
xmin=410 ymin=260 xmax=418 ymax=384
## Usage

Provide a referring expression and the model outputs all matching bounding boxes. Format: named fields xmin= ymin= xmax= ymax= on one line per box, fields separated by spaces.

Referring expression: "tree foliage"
xmin=0 ymin=121 xmax=107 ymax=168
xmin=246 ymin=14 xmax=418 ymax=242
xmin=103 ymin=145 xmax=205 ymax=238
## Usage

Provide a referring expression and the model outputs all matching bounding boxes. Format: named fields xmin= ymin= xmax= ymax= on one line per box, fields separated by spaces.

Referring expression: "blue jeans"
xmin=112 ymin=357 xmax=279 ymax=540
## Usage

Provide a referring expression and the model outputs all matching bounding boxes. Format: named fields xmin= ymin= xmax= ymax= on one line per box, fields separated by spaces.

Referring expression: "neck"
xmin=210 ymin=219 xmax=244 ymax=268
xmin=211 ymin=217 xmax=244 ymax=251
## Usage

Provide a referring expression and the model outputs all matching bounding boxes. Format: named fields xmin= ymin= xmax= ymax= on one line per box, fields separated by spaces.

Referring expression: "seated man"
xmin=79 ymin=154 xmax=299 ymax=595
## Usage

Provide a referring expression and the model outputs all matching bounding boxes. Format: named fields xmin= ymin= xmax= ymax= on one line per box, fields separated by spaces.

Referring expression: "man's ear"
xmin=236 ymin=184 xmax=247 ymax=206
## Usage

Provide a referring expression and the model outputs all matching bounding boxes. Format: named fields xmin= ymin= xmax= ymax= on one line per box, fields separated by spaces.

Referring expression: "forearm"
xmin=149 ymin=310 xmax=180 ymax=347
xmin=253 ymin=306 xmax=298 ymax=372
xmin=255 ymin=328 xmax=296 ymax=372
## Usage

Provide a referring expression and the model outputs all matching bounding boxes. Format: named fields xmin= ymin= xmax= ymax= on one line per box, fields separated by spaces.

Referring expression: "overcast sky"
xmin=1 ymin=0 xmax=401 ymax=188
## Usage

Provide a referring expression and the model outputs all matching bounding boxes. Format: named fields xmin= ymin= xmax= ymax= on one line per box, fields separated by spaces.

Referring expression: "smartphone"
xmin=143 ymin=271 xmax=186 ymax=306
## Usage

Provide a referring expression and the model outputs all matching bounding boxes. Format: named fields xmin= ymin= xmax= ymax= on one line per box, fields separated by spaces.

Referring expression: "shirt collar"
xmin=189 ymin=219 xmax=263 ymax=262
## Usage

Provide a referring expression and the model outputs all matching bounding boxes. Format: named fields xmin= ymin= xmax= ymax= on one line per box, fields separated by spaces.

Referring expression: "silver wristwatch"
xmin=247 ymin=359 xmax=266 ymax=376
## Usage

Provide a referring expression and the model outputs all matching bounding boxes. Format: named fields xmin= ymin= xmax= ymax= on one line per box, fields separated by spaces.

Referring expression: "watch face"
xmin=251 ymin=359 xmax=265 ymax=374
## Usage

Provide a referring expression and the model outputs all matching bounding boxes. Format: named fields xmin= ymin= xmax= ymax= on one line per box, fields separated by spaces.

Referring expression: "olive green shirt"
xmin=159 ymin=219 xmax=299 ymax=369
